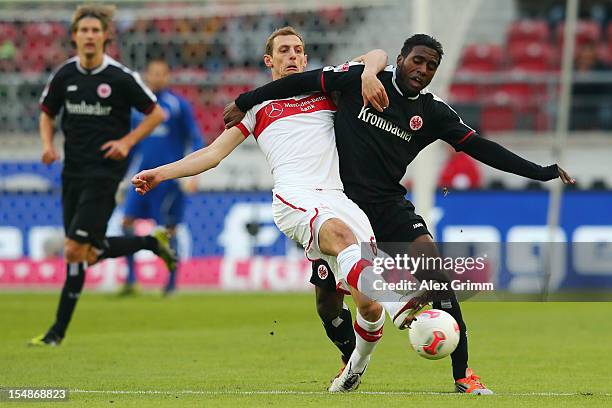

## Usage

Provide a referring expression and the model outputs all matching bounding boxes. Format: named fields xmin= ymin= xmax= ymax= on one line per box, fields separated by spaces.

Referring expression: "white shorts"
xmin=272 ymin=188 xmax=376 ymax=288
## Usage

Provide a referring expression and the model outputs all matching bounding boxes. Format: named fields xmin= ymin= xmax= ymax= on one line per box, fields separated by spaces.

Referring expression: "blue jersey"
xmin=130 ymin=89 xmax=204 ymax=170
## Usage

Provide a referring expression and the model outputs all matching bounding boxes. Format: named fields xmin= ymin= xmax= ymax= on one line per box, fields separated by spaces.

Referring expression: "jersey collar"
xmin=391 ymin=66 xmax=420 ymax=100
xmin=75 ymin=54 xmax=109 ymax=75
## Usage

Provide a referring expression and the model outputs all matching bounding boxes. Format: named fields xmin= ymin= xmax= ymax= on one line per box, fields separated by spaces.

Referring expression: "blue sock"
xmin=165 ymin=234 xmax=178 ymax=290
xmin=122 ymin=225 xmax=137 ymax=285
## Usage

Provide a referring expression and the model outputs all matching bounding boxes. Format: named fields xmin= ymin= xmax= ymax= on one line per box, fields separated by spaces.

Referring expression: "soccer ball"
xmin=408 ymin=309 xmax=460 ymax=360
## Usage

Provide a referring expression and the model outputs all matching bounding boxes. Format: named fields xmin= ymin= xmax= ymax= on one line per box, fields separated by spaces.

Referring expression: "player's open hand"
xmin=132 ymin=169 xmax=162 ymax=195
xmin=223 ymin=102 xmax=246 ymax=129
xmin=557 ymin=165 xmax=575 ymax=185
xmin=41 ymin=147 xmax=60 ymax=165
xmin=101 ymin=139 xmax=130 ymax=160
xmin=361 ymin=72 xmax=389 ymax=112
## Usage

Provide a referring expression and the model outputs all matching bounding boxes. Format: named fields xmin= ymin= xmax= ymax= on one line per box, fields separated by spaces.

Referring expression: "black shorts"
xmin=356 ymin=196 xmax=431 ymax=244
xmin=309 ymin=258 xmax=338 ymax=292
xmin=62 ymin=177 xmax=119 ymax=247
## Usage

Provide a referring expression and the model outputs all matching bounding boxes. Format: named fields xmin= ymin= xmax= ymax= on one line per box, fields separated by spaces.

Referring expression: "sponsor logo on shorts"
xmin=409 ymin=115 xmax=423 ymax=131
xmin=413 ymin=222 xmax=424 ymax=229
xmin=67 ymin=85 xmax=78 ymax=92
xmin=317 ymin=264 xmax=329 ymax=280
xmin=75 ymin=229 xmax=89 ymax=237
xmin=97 ymin=83 xmax=112 ymax=98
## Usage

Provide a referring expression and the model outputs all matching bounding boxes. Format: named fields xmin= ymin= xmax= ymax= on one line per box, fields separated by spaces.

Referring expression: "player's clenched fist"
xmin=132 ymin=169 xmax=162 ymax=195
xmin=41 ymin=147 xmax=60 ymax=165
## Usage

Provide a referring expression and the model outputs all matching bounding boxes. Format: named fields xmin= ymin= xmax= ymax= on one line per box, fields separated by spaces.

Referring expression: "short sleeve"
xmin=320 ymin=62 xmax=365 ymax=93
xmin=236 ymin=107 xmax=256 ymax=138
xmin=39 ymin=70 xmax=65 ymax=117
xmin=123 ymin=70 xmax=157 ymax=114
xmin=130 ymin=107 xmax=143 ymax=130
xmin=428 ymin=94 xmax=476 ymax=151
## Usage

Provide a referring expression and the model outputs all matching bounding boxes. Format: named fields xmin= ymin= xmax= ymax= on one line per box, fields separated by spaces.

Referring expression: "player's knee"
xmin=320 ymin=219 xmax=357 ymax=254
xmin=358 ymin=300 xmax=383 ymax=322
xmin=64 ymin=240 xmax=87 ymax=263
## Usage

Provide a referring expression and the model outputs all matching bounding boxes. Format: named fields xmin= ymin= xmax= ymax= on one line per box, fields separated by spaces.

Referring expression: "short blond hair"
xmin=265 ymin=26 xmax=305 ymax=56
xmin=70 ymin=3 xmax=116 ymax=33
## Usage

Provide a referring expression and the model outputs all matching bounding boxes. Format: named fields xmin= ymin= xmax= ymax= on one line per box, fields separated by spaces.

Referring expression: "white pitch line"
xmin=70 ymin=389 xmax=612 ymax=397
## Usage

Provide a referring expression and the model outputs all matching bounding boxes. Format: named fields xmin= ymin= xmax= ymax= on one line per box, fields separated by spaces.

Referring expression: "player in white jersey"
xmin=132 ymin=27 xmax=428 ymax=392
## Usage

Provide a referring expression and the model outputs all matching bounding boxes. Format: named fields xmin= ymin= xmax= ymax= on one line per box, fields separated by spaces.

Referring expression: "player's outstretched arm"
xmin=229 ymin=69 xmax=321 ymax=120
xmin=222 ymin=70 xmax=320 ymax=128
xmin=461 ymin=137 xmax=575 ymax=184
xmin=102 ymin=104 xmax=165 ymax=160
xmin=132 ymin=127 xmax=245 ymax=195
xmin=39 ymin=112 xmax=60 ymax=164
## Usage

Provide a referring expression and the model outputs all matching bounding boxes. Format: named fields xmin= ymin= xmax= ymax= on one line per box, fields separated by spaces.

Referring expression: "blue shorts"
xmin=124 ymin=180 xmax=185 ymax=226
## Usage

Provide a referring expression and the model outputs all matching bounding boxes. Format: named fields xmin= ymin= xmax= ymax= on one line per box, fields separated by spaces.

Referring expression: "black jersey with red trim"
xmin=40 ymin=55 xmax=157 ymax=181
xmin=320 ymin=62 xmax=475 ymax=201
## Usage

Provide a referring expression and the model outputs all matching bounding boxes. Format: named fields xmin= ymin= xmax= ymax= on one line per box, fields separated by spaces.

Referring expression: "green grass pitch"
xmin=1 ymin=292 xmax=611 ymax=407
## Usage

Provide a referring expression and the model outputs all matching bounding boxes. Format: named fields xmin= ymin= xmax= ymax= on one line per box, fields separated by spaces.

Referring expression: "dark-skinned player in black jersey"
xmin=224 ymin=34 xmax=574 ymax=394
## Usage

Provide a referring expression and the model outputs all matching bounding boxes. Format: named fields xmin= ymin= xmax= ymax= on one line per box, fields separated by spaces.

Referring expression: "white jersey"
xmin=236 ymin=92 xmax=343 ymax=190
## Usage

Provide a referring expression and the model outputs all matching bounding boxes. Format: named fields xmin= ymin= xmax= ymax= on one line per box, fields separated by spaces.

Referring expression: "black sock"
xmin=49 ymin=262 xmax=86 ymax=338
xmin=321 ymin=307 xmax=356 ymax=364
xmin=433 ymin=296 xmax=468 ymax=380
xmin=97 ymin=236 xmax=157 ymax=260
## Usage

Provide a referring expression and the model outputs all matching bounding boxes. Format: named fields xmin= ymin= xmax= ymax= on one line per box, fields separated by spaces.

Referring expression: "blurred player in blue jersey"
xmin=120 ymin=59 xmax=204 ymax=296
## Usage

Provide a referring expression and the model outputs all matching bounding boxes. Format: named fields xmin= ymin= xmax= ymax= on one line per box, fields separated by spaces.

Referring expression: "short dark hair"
xmin=400 ymin=34 xmax=444 ymax=61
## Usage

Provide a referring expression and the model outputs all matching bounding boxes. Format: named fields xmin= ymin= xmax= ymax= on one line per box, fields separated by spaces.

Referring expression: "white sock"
xmin=337 ymin=245 xmax=420 ymax=325
xmin=348 ymin=310 xmax=385 ymax=373
xmin=337 ymin=244 xmax=406 ymax=300
xmin=337 ymin=244 xmax=361 ymax=282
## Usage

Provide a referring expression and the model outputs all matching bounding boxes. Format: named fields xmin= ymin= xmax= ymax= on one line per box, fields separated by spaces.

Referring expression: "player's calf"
xmin=315 ymin=286 xmax=355 ymax=364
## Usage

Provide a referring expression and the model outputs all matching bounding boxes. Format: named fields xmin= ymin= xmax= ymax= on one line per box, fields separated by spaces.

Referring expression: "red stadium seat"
xmin=556 ymin=20 xmax=601 ymax=46
xmin=0 ymin=22 xmax=18 ymax=42
xmin=194 ymin=105 xmax=226 ymax=142
xmin=217 ymin=84 xmax=253 ymax=101
xmin=449 ymin=83 xmax=479 ymax=103
xmin=152 ymin=18 xmax=177 ymax=36
xmin=508 ymin=20 xmax=550 ymax=44
xmin=480 ymin=104 xmax=516 ymax=133
xmin=598 ymin=43 xmax=612 ymax=64
xmin=487 ymin=82 xmax=546 ymax=102
xmin=172 ymin=85 xmax=201 ymax=105
xmin=458 ymin=44 xmax=503 ymax=72
xmin=508 ymin=42 xmax=555 ymax=72
xmin=481 ymin=84 xmax=550 ymax=132
xmin=22 ymin=22 xmax=67 ymax=40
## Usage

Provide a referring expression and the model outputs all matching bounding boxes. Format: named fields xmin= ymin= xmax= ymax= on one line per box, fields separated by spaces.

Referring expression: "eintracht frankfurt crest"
xmin=409 ymin=115 xmax=423 ymax=131
xmin=97 ymin=83 xmax=112 ymax=98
